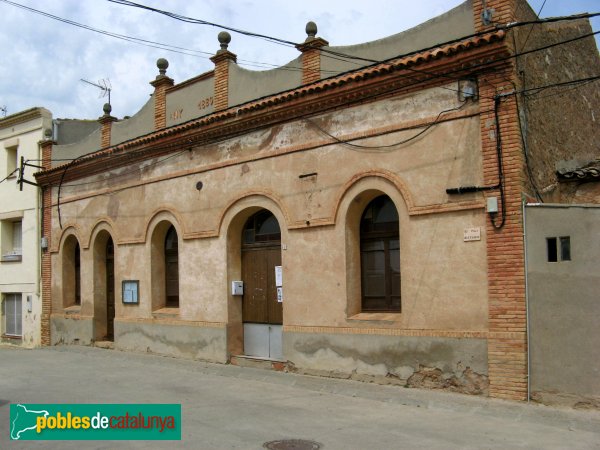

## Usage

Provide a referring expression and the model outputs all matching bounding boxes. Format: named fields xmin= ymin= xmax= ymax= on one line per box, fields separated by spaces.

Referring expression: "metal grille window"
xmin=3 ymin=293 xmax=22 ymax=337
xmin=360 ymin=196 xmax=400 ymax=312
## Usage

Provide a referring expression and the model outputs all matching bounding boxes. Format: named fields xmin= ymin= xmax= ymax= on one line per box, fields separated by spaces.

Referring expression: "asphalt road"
xmin=1 ymin=345 xmax=599 ymax=449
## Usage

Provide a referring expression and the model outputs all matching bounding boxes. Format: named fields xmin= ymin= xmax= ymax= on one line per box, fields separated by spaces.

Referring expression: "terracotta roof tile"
xmin=38 ymin=30 xmax=505 ymax=177
xmin=557 ymin=160 xmax=600 ymax=181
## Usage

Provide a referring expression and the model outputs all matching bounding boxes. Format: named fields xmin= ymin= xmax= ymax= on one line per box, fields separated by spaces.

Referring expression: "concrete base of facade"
xmin=114 ymin=319 xmax=228 ymax=363
xmin=50 ymin=315 xmax=94 ymax=346
xmin=283 ymin=331 xmax=489 ymax=395
xmin=530 ymin=390 xmax=600 ymax=410
xmin=47 ymin=319 xmax=491 ymax=396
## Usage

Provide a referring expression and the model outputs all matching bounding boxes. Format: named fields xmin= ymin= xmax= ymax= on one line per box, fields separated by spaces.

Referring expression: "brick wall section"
xmin=99 ymin=116 xmax=116 ymax=148
xmin=302 ymin=49 xmax=321 ymax=85
xmin=475 ymin=0 xmax=528 ymax=401
xmin=40 ymin=140 xmax=53 ymax=346
xmin=213 ymin=60 xmax=230 ymax=111
xmin=473 ymin=0 xmax=517 ymax=30
xmin=150 ymin=76 xmax=174 ymax=130
xmin=297 ymin=38 xmax=328 ymax=85
xmin=210 ymin=51 xmax=236 ymax=112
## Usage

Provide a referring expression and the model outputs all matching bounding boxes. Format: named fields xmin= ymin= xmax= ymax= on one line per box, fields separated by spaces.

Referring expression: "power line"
xmin=0 ymin=0 xmax=319 ymax=74
xmin=520 ymin=0 xmax=548 ymax=52
xmin=305 ymin=103 xmax=468 ymax=152
xmin=106 ymin=0 xmax=298 ymax=48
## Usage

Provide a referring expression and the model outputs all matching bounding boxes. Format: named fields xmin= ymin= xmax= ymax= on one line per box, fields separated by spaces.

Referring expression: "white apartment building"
xmin=1 ymin=107 xmax=52 ymax=347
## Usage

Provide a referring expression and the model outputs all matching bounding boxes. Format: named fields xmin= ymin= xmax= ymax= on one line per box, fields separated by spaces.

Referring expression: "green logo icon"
xmin=10 ymin=404 xmax=181 ymax=440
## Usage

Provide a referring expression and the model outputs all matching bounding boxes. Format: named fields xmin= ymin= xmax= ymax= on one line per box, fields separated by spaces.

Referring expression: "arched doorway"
xmin=164 ymin=225 xmax=179 ymax=308
xmin=241 ymin=209 xmax=283 ymax=359
xmin=105 ymin=237 xmax=115 ymax=340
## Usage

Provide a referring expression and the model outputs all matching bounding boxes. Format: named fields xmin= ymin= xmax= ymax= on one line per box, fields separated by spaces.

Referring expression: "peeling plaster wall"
xmin=284 ymin=332 xmax=488 ymax=393
xmin=47 ymin=83 xmax=490 ymax=380
xmin=51 ymin=316 xmax=94 ymax=345
xmin=115 ymin=320 xmax=227 ymax=363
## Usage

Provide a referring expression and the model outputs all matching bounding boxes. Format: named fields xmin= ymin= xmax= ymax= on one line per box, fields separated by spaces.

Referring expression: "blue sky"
xmin=0 ymin=0 xmax=598 ymax=120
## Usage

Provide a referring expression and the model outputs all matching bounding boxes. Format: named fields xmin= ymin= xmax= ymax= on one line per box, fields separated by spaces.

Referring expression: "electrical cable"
xmin=0 ymin=167 xmax=19 ymax=184
xmin=519 ymin=0 xmax=548 ymax=52
xmin=106 ymin=0 xmax=299 ymax=48
xmin=305 ymin=102 xmax=467 ymax=151
xmin=491 ymin=96 xmax=506 ymax=229
xmin=0 ymin=0 xmax=329 ymax=75
xmin=512 ymin=82 xmax=544 ymax=202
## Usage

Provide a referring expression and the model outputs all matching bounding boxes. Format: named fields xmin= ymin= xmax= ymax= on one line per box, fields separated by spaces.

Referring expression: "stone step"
xmin=230 ymin=355 xmax=288 ymax=372
xmin=94 ymin=341 xmax=114 ymax=349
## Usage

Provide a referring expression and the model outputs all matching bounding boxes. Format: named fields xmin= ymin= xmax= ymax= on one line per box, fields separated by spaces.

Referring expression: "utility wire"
xmin=0 ymin=0 xmax=323 ymax=74
xmin=305 ymin=103 xmax=467 ymax=152
xmin=520 ymin=0 xmax=548 ymax=52
xmin=105 ymin=0 xmax=600 ymax=69
xmin=0 ymin=168 xmax=19 ymax=184
xmin=106 ymin=0 xmax=298 ymax=48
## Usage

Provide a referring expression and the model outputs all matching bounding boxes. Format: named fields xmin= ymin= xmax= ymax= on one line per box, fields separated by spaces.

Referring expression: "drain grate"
xmin=263 ymin=439 xmax=322 ymax=450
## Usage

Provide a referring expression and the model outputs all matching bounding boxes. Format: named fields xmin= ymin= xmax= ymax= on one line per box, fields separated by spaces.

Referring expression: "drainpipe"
xmin=522 ymin=200 xmax=531 ymax=402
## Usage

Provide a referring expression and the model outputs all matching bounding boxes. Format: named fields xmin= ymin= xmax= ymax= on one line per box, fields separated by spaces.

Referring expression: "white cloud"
xmin=0 ymin=0 xmax=597 ymax=120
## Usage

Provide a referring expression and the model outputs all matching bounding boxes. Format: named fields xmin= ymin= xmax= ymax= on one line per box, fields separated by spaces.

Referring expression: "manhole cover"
xmin=263 ymin=439 xmax=322 ymax=450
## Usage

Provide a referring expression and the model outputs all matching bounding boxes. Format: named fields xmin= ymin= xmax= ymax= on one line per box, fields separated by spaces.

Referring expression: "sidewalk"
xmin=1 ymin=345 xmax=599 ymax=449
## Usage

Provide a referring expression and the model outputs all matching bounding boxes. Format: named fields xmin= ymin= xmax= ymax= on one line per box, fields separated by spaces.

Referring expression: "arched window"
xmin=74 ymin=242 xmax=81 ymax=305
xmin=242 ymin=210 xmax=281 ymax=245
xmin=360 ymin=195 xmax=400 ymax=312
xmin=164 ymin=226 xmax=179 ymax=307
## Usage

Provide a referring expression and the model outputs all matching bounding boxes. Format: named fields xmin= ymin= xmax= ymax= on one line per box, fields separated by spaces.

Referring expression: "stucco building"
xmin=0 ymin=107 xmax=52 ymax=347
xmin=34 ymin=0 xmax=599 ymax=403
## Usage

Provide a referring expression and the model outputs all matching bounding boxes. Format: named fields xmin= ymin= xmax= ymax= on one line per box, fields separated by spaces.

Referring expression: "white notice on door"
xmin=277 ymin=287 xmax=283 ymax=303
xmin=275 ymin=266 xmax=283 ymax=287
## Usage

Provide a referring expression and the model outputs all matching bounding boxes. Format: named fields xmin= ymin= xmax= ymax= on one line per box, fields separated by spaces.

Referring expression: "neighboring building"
xmin=0 ymin=107 xmax=52 ymax=347
xmin=526 ymin=203 xmax=600 ymax=408
xmin=34 ymin=0 xmax=599 ymax=403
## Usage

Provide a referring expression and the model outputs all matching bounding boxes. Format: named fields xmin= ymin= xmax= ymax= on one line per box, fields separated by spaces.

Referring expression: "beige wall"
xmin=49 ymin=84 xmax=489 ymax=339
xmin=0 ymin=108 xmax=52 ymax=347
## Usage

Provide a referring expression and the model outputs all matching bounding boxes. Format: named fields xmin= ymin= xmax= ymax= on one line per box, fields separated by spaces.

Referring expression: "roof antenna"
xmin=80 ymin=78 xmax=112 ymax=105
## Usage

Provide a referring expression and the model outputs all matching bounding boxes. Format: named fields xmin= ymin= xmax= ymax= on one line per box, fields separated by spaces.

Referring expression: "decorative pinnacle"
xmin=157 ymin=58 xmax=169 ymax=76
xmin=218 ymin=31 xmax=231 ymax=51
xmin=103 ymin=103 xmax=112 ymax=116
xmin=305 ymin=21 xmax=317 ymax=40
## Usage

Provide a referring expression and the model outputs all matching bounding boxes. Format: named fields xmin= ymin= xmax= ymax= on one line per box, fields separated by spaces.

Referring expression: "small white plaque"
xmin=275 ymin=266 xmax=283 ymax=287
xmin=277 ymin=287 xmax=283 ymax=303
xmin=464 ymin=227 xmax=481 ymax=242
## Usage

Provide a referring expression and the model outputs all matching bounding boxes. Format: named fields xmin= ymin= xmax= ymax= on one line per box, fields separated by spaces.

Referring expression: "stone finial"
xmin=218 ymin=31 xmax=231 ymax=52
xmin=103 ymin=103 xmax=112 ymax=116
xmin=157 ymin=58 xmax=169 ymax=76
xmin=305 ymin=21 xmax=317 ymax=41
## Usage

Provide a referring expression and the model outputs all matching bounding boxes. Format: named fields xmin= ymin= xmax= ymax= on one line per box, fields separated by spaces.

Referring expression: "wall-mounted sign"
xmin=464 ymin=227 xmax=481 ymax=242
xmin=275 ymin=266 xmax=283 ymax=287
xmin=122 ymin=280 xmax=139 ymax=304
